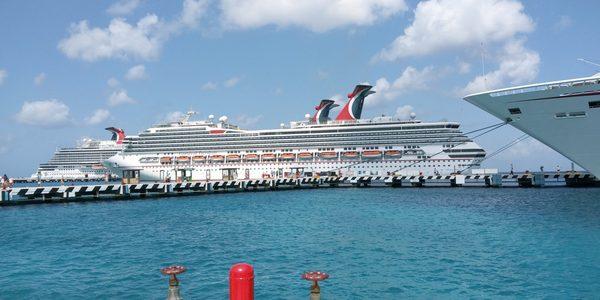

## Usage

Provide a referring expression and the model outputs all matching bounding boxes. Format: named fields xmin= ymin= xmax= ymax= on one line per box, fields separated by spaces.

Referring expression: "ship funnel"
xmin=335 ymin=85 xmax=374 ymax=121
xmin=105 ymin=127 xmax=126 ymax=144
xmin=312 ymin=99 xmax=339 ymax=124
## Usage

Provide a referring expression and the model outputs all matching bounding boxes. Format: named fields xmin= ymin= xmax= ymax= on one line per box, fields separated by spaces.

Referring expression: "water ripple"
xmin=0 ymin=188 xmax=599 ymax=298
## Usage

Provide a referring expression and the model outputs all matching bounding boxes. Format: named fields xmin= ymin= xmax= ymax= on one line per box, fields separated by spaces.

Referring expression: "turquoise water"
xmin=1 ymin=188 xmax=599 ymax=298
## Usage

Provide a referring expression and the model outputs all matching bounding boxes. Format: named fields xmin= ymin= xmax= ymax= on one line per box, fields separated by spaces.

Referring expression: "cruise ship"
xmin=105 ymin=85 xmax=486 ymax=181
xmin=464 ymin=73 xmax=600 ymax=177
xmin=32 ymin=127 xmax=127 ymax=181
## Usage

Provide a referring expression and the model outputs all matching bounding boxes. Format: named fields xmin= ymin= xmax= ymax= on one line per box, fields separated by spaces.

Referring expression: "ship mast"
xmin=180 ymin=111 xmax=197 ymax=123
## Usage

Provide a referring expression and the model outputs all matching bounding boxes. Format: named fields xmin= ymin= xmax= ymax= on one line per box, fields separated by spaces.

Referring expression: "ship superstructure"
xmin=464 ymin=74 xmax=600 ymax=177
xmin=33 ymin=127 xmax=127 ymax=180
xmin=106 ymin=85 xmax=485 ymax=181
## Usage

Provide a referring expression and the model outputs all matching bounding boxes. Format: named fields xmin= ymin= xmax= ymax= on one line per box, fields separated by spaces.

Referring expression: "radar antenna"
xmin=181 ymin=111 xmax=197 ymax=123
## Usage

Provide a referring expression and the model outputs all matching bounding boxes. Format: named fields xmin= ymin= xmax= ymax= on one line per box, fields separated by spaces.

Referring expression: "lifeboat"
xmin=298 ymin=152 xmax=313 ymax=160
xmin=226 ymin=154 xmax=241 ymax=161
xmin=91 ymin=163 xmax=105 ymax=170
xmin=261 ymin=153 xmax=276 ymax=161
xmin=280 ymin=153 xmax=295 ymax=160
xmin=244 ymin=154 xmax=259 ymax=161
xmin=319 ymin=151 xmax=337 ymax=159
xmin=160 ymin=157 xmax=172 ymax=164
xmin=342 ymin=151 xmax=359 ymax=159
xmin=192 ymin=155 xmax=206 ymax=163
xmin=176 ymin=156 xmax=190 ymax=163
xmin=209 ymin=155 xmax=224 ymax=162
xmin=385 ymin=150 xmax=402 ymax=157
xmin=362 ymin=150 xmax=382 ymax=158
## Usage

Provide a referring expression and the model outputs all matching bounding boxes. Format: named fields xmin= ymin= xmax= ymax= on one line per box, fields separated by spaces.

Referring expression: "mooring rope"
xmin=324 ymin=121 xmax=508 ymax=173
xmin=457 ymin=133 xmax=530 ymax=173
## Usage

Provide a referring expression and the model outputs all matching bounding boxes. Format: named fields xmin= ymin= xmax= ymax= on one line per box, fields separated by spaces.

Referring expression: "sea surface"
xmin=1 ymin=187 xmax=599 ymax=299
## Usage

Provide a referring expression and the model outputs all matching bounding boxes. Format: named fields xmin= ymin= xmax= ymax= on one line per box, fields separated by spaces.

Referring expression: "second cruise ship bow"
xmin=335 ymin=84 xmax=375 ymax=121
xmin=312 ymin=100 xmax=339 ymax=124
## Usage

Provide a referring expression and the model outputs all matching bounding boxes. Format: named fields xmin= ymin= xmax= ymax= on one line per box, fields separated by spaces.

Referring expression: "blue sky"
xmin=1 ymin=0 xmax=599 ymax=176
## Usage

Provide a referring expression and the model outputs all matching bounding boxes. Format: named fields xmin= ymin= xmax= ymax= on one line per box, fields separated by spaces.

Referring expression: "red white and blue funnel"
xmin=105 ymin=127 xmax=126 ymax=144
xmin=335 ymin=84 xmax=375 ymax=121
xmin=312 ymin=99 xmax=339 ymax=124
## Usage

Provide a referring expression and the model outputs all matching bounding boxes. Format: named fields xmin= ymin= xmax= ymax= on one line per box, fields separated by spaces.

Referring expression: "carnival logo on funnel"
xmin=335 ymin=85 xmax=375 ymax=121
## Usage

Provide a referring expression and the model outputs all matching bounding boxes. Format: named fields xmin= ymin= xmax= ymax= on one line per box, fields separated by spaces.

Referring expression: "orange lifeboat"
xmin=91 ymin=163 xmax=105 ymax=170
xmin=362 ymin=150 xmax=382 ymax=158
xmin=226 ymin=154 xmax=241 ymax=161
xmin=192 ymin=155 xmax=206 ymax=163
xmin=385 ymin=150 xmax=402 ymax=157
xmin=160 ymin=157 xmax=172 ymax=164
xmin=319 ymin=151 xmax=337 ymax=159
xmin=261 ymin=153 xmax=276 ymax=161
xmin=280 ymin=153 xmax=295 ymax=160
xmin=244 ymin=154 xmax=259 ymax=161
xmin=342 ymin=151 xmax=359 ymax=158
xmin=176 ymin=156 xmax=190 ymax=163
xmin=298 ymin=152 xmax=313 ymax=160
xmin=210 ymin=155 xmax=224 ymax=162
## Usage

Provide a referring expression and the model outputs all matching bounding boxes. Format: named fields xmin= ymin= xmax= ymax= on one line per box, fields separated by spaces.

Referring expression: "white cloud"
xmin=85 ymin=109 xmax=111 ymax=125
xmin=58 ymin=15 xmax=164 ymax=61
xmin=376 ymin=0 xmax=534 ymax=61
xmin=180 ymin=0 xmax=209 ymax=28
xmin=164 ymin=111 xmax=186 ymax=122
xmin=224 ymin=76 xmax=240 ymax=88
xmin=554 ymin=15 xmax=572 ymax=31
xmin=235 ymin=114 xmax=263 ymax=128
xmin=107 ymin=77 xmax=120 ymax=87
xmin=0 ymin=69 xmax=7 ymax=85
xmin=220 ymin=0 xmax=408 ymax=32
xmin=368 ymin=66 xmax=436 ymax=107
xmin=462 ymin=39 xmax=539 ymax=95
xmin=457 ymin=61 xmax=471 ymax=74
xmin=15 ymin=99 xmax=71 ymax=127
xmin=107 ymin=0 xmax=141 ymax=15
xmin=201 ymin=81 xmax=218 ymax=90
xmin=125 ymin=64 xmax=147 ymax=80
xmin=394 ymin=105 xmax=415 ymax=120
xmin=330 ymin=94 xmax=345 ymax=105
xmin=34 ymin=72 xmax=46 ymax=86
xmin=59 ymin=0 xmax=207 ymax=62
xmin=108 ymin=89 xmax=136 ymax=106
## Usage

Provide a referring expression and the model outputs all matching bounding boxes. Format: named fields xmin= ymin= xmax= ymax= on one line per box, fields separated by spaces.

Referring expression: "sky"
xmin=1 ymin=0 xmax=599 ymax=176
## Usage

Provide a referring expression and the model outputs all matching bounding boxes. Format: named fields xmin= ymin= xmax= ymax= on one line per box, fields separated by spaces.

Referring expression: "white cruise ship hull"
xmin=104 ymin=86 xmax=486 ymax=182
xmin=32 ymin=167 xmax=109 ymax=181
xmin=106 ymin=146 xmax=484 ymax=182
xmin=464 ymin=75 xmax=600 ymax=177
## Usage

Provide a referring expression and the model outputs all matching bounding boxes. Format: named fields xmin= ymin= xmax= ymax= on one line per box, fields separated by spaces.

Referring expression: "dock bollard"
xmin=302 ymin=271 xmax=329 ymax=300
xmin=161 ymin=265 xmax=186 ymax=300
xmin=229 ymin=263 xmax=254 ymax=300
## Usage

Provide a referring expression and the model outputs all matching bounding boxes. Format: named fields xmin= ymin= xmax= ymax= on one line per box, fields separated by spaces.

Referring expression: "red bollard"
xmin=229 ymin=263 xmax=254 ymax=300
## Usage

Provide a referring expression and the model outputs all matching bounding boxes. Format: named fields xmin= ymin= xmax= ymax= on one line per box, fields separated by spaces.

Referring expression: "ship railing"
xmin=490 ymin=78 xmax=600 ymax=97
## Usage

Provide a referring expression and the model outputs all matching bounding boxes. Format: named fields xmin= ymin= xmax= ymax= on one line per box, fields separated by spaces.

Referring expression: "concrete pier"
xmin=1 ymin=172 xmax=596 ymax=206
